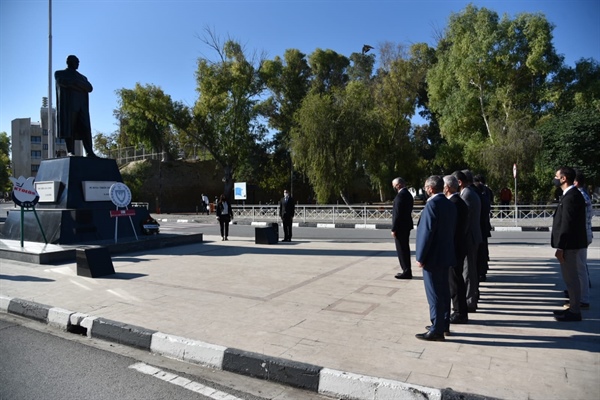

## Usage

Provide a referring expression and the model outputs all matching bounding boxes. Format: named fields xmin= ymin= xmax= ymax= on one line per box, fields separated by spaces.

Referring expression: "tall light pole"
xmin=47 ymin=0 xmax=54 ymax=158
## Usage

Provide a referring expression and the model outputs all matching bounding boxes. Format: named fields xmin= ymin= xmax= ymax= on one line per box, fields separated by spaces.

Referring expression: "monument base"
xmin=1 ymin=157 xmax=150 ymax=244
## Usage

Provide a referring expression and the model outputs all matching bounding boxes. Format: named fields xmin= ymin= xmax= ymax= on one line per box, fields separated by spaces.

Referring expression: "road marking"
xmin=129 ymin=362 xmax=243 ymax=400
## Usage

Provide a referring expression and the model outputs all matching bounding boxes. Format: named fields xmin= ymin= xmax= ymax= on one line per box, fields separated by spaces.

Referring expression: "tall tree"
xmin=427 ymin=5 xmax=562 ymax=194
xmin=260 ymin=49 xmax=312 ymax=194
xmin=291 ymin=87 xmax=364 ymax=204
xmin=192 ymin=31 xmax=268 ymax=196
xmin=364 ymin=43 xmax=424 ymax=200
xmin=291 ymin=49 xmax=366 ymax=204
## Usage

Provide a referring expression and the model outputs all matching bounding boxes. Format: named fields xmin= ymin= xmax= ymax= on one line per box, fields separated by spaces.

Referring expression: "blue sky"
xmin=1 ymin=0 xmax=599 ymax=140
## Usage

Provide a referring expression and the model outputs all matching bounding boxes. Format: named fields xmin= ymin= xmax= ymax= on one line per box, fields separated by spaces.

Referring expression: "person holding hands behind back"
xmin=279 ymin=189 xmax=295 ymax=242
xmin=216 ymin=194 xmax=233 ymax=241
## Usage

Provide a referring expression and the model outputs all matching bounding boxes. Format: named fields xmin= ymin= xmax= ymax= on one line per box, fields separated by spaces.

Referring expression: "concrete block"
xmin=7 ymin=298 xmax=50 ymax=323
xmin=255 ymin=225 xmax=278 ymax=244
xmin=223 ymin=347 xmax=321 ymax=391
xmin=76 ymin=246 xmax=115 ymax=278
xmin=91 ymin=317 xmax=156 ymax=350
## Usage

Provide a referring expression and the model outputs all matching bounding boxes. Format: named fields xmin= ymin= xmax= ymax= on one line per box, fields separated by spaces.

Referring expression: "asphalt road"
xmin=159 ymin=219 xmax=557 ymax=247
xmin=0 ymin=313 xmax=331 ymax=400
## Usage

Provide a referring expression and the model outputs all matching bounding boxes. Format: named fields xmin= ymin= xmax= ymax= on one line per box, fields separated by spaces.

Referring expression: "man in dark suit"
xmin=474 ymin=174 xmax=493 ymax=282
xmin=551 ymin=167 xmax=588 ymax=322
xmin=443 ymin=175 xmax=469 ymax=324
xmin=452 ymin=170 xmax=482 ymax=312
xmin=279 ymin=189 xmax=295 ymax=242
xmin=54 ymin=55 xmax=96 ymax=157
xmin=415 ymin=176 xmax=457 ymax=341
xmin=391 ymin=177 xmax=414 ymax=279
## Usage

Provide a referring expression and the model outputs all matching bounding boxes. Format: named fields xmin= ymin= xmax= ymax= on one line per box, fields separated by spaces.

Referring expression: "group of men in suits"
xmin=391 ymin=170 xmax=489 ymax=340
xmin=392 ymin=165 xmax=590 ymax=341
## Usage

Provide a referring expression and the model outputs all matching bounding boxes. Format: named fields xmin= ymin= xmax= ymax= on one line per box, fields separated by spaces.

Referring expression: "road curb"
xmin=0 ymin=295 xmax=463 ymax=400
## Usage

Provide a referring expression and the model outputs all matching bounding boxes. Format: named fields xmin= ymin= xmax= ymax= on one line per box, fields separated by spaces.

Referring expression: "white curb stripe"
xmin=176 ymin=219 xmax=189 ymax=223
xmin=151 ymin=332 xmax=225 ymax=369
xmin=354 ymin=224 xmax=377 ymax=230
xmin=494 ymin=226 xmax=522 ymax=232
xmin=318 ymin=368 xmax=442 ymax=400
xmin=0 ymin=295 xmax=13 ymax=312
xmin=317 ymin=223 xmax=336 ymax=228
xmin=47 ymin=307 xmax=73 ymax=329
xmin=129 ymin=362 xmax=243 ymax=400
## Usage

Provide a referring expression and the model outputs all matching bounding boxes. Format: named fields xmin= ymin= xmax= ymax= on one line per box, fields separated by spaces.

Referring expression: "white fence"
xmin=233 ymin=204 xmax=600 ymax=227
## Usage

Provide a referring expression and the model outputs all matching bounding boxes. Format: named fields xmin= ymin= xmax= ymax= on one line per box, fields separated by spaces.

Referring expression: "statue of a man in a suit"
xmin=55 ymin=55 xmax=96 ymax=157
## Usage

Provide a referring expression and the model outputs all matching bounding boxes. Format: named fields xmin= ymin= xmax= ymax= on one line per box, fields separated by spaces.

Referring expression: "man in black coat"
xmin=444 ymin=175 xmax=469 ymax=324
xmin=391 ymin=177 xmax=414 ymax=279
xmin=279 ymin=189 xmax=295 ymax=242
xmin=551 ymin=166 xmax=588 ymax=322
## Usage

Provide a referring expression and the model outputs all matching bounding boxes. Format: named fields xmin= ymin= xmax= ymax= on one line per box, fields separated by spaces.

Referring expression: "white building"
xmin=11 ymin=98 xmax=69 ymax=179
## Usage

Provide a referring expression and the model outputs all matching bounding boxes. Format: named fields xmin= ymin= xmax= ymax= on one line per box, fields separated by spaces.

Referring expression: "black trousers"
xmin=450 ymin=253 xmax=468 ymax=317
xmin=394 ymin=229 xmax=411 ymax=274
xmin=282 ymin=216 xmax=293 ymax=240
xmin=219 ymin=216 xmax=230 ymax=238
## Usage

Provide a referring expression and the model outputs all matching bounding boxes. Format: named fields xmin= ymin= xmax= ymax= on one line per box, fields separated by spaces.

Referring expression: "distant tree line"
xmin=94 ymin=4 xmax=600 ymax=204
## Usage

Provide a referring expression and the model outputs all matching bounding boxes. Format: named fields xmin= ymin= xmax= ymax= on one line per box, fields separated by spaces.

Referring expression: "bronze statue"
xmin=55 ymin=55 xmax=96 ymax=157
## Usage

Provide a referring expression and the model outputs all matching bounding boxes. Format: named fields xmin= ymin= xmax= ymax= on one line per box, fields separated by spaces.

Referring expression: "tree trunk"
xmin=222 ymin=164 xmax=234 ymax=200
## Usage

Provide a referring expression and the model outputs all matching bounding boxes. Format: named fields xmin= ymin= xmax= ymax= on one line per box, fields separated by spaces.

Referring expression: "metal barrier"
xmin=233 ymin=204 xmax=600 ymax=226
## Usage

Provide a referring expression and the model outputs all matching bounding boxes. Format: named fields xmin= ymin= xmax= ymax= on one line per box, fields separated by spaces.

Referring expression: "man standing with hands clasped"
xmin=551 ymin=166 xmax=588 ymax=322
xmin=279 ymin=189 xmax=295 ymax=242
xmin=391 ymin=177 xmax=414 ymax=279
xmin=415 ymin=176 xmax=456 ymax=341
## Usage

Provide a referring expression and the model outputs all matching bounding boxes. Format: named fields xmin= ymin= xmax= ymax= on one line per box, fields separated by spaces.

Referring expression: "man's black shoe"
xmin=394 ymin=272 xmax=412 ymax=280
xmin=426 ymin=326 xmax=450 ymax=336
xmin=450 ymin=314 xmax=468 ymax=324
xmin=554 ymin=310 xmax=582 ymax=322
xmin=415 ymin=331 xmax=445 ymax=341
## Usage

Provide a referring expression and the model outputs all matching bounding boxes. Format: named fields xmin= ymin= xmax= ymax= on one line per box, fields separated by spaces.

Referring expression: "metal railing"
xmin=233 ymin=204 xmax=600 ymax=227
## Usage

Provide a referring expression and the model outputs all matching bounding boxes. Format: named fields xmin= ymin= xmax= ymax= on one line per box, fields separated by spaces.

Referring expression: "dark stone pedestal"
xmin=1 ymin=157 xmax=150 ymax=244
xmin=255 ymin=223 xmax=279 ymax=244
xmin=76 ymin=246 xmax=115 ymax=278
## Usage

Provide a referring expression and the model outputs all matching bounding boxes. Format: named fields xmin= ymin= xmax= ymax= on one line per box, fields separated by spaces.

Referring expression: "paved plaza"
xmin=1 ymin=226 xmax=598 ymax=399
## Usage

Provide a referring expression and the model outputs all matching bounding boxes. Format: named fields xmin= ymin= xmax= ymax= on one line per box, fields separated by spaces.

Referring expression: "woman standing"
xmin=216 ymin=194 xmax=233 ymax=240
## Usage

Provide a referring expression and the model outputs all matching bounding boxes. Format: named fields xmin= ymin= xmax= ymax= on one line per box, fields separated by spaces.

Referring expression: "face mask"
xmin=552 ymin=178 xmax=562 ymax=187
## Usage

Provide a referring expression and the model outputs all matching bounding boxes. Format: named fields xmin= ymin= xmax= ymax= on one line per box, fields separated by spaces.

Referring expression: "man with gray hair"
xmin=391 ymin=177 xmax=414 ymax=279
xmin=443 ymin=175 xmax=469 ymax=324
xmin=415 ymin=175 xmax=456 ymax=341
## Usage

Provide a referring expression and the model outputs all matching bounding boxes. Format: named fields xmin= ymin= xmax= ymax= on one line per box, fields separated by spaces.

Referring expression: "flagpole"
xmin=48 ymin=0 xmax=54 ymax=158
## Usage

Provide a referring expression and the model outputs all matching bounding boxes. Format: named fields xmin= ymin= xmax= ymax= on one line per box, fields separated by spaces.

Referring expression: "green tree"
xmin=291 ymin=49 xmax=366 ymax=204
xmin=0 ymin=132 xmax=11 ymax=196
xmin=537 ymin=108 xmax=600 ymax=190
xmin=549 ymin=58 xmax=600 ymax=113
xmin=93 ymin=132 xmax=119 ymax=158
xmin=115 ymin=83 xmax=181 ymax=161
xmin=192 ymin=31 xmax=268 ymax=196
xmin=260 ymin=49 xmax=312 ymax=194
xmin=365 ymin=43 xmax=427 ymax=200
xmin=292 ymin=87 xmax=363 ymax=204
xmin=426 ymin=4 xmax=562 ymax=197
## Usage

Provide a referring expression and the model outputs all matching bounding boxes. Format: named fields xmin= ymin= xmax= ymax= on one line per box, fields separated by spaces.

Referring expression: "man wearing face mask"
xmin=551 ymin=167 xmax=588 ymax=322
xmin=279 ymin=189 xmax=295 ymax=242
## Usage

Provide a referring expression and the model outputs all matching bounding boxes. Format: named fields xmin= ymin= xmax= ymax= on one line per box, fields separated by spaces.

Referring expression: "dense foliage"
xmin=102 ymin=5 xmax=598 ymax=204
